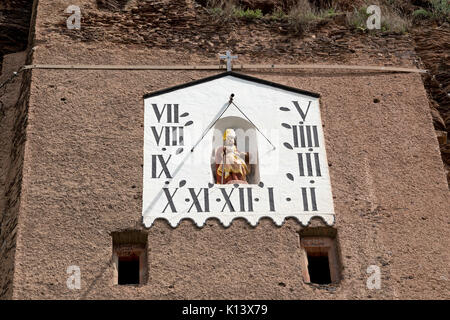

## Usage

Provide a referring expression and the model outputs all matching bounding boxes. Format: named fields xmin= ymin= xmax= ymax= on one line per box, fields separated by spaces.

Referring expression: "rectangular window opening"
xmin=112 ymin=231 xmax=148 ymax=286
xmin=306 ymin=251 xmax=332 ymax=285
xmin=300 ymin=236 xmax=340 ymax=285
xmin=118 ymin=254 xmax=140 ymax=285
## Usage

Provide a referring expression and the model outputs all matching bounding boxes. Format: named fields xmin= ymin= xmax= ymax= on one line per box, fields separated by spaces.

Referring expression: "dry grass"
xmin=346 ymin=1 xmax=411 ymax=34
xmin=287 ymin=0 xmax=341 ymax=34
xmin=205 ymin=0 xmax=335 ymax=29
xmin=381 ymin=6 xmax=411 ymax=33
xmin=206 ymin=0 xmax=239 ymax=21
xmin=413 ymin=0 xmax=450 ymax=23
xmin=204 ymin=0 xmax=417 ymax=34
xmin=287 ymin=0 xmax=316 ymax=33
xmin=206 ymin=0 xmax=264 ymax=21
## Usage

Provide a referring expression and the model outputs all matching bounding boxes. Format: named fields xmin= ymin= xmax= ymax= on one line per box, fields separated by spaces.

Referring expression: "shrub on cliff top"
xmin=233 ymin=8 xmax=264 ymax=20
xmin=206 ymin=0 xmax=264 ymax=21
xmin=413 ymin=0 xmax=450 ymax=23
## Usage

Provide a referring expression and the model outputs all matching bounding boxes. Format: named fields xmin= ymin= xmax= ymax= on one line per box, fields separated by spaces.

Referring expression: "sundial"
xmin=142 ymin=71 xmax=335 ymax=227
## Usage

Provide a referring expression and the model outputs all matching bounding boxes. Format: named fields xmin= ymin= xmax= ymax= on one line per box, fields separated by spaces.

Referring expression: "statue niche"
xmin=211 ymin=116 xmax=260 ymax=185
xmin=215 ymin=128 xmax=250 ymax=184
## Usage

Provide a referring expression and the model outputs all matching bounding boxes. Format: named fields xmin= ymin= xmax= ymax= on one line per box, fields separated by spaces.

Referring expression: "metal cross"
xmin=219 ymin=50 xmax=238 ymax=72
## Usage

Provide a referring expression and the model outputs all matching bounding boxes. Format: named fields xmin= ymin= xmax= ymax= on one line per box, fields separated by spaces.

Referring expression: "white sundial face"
xmin=142 ymin=73 xmax=335 ymax=228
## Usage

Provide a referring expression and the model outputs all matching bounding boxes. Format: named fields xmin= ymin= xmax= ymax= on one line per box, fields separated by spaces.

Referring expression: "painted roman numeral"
xmin=312 ymin=126 xmax=319 ymax=148
xmin=151 ymin=154 xmax=172 ymax=178
xmin=152 ymin=103 xmax=179 ymax=123
xmin=162 ymin=188 xmax=178 ymax=213
xmin=292 ymin=101 xmax=311 ymax=121
xmin=267 ymin=187 xmax=275 ymax=211
xmin=151 ymin=126 xmax=184 ymax=146
xmin=306 ymin=125 xmax=313 ymax=147
xmin=297 ymin=153 xmax=321 ymax=177
xmin=292 ymin=125 xmax=320 ymax=148
xmin=301 ymin=187 xmax=318 ymax=212
xmin=187 ymin=188 xmax=210 ymax=213
xmin=238 ymin=188 xmax=254 ymax=212
xmin=220 ymin=188 xmax=235 ymax=212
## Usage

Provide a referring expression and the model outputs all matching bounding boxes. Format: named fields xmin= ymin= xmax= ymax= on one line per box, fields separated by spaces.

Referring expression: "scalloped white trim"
xmin=143 ymin=214 xmax=335 ymax=228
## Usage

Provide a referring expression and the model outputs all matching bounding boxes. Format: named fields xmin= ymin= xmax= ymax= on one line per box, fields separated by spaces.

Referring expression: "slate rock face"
xmin=96 ymin=0 xmax=132 ymax=11
xmin=237 ymin=0 xmax=292 ymax=14
xmin=236 ymin=0 xmax=362 ymax=12
xmin=0 ymin=0 xmax=33 ymax=299
xmin=414 ymin=26 xmax=450 ymax=184
xmin=0 ymin=0 xmax=33 ymax=72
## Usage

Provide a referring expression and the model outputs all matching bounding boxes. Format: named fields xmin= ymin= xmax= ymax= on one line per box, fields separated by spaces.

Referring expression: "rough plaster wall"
xmin=12 ymin=57 xmax=450 ymax=299
xmin=7 ymin=0 xmax=450 ymax=299
xmin=0 ymin=52 xmax=29 ymax=300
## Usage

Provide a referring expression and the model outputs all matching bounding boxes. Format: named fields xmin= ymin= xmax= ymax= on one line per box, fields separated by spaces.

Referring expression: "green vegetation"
xmin=286 ymin=0 xmax=343 ymax=33
xmin=209 ymin=7 xmax=224 ymax=17
xmin=346 ymin=6 xmax=371 ymax=32
xmin=322 ymin=8 xmax=338 ymax=18
xmin=205 ymin=0 xmax=448 ymax=35
xmin=207 ymin=3 xmax=263 ymax=21
xmin=206 ymin=0 xmax=341 ymax=32
xmin=270 ymin=7 xmax=287 ymax=21
xmin=233 ymin=8 xmax=263 ymax=20
xmin=413 ymin=0 xmax=450 ymax=23
xmin=430 ymin=0 xmax=450 ymax=19
xmin=412 ymin=9 xmax=432 ymax=19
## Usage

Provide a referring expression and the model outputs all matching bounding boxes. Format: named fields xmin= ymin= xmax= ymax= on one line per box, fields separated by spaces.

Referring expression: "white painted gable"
xmin=142 ymin=73 xmax=334 ymax=227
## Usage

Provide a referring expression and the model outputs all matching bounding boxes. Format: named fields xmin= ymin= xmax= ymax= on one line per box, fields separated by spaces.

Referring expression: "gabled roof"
xmin=143 ymin=71 xmax=320 ymax=99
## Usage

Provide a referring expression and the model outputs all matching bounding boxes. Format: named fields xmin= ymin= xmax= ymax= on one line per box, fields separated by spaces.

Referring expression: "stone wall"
xmin=0 ymin=52 xmax=30 ymax=299
xmin=2 ymin=0 xmax=450 ymax=299
xmin=46 ymin=0 xmax=416 ymax=65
